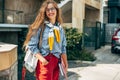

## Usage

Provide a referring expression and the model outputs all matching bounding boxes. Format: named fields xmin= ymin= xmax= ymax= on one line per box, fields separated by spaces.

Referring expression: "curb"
xmin=68 ymin=60 xmax=96 ymax=66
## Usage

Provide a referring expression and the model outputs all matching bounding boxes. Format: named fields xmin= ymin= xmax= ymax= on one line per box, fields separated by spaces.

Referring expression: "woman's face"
xmin=46 ymin=3 xmax=57 ymax=21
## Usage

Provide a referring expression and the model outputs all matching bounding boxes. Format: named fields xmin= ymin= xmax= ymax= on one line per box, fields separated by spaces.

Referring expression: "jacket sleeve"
xmin=28 ymin=28 xmax=41 ymax=54
xmin=61 ymin=28 xmax=67 ymax=54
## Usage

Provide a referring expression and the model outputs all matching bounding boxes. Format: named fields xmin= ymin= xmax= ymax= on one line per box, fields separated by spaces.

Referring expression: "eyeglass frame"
xmin=46 ymin=7 xmax=56 ymax=12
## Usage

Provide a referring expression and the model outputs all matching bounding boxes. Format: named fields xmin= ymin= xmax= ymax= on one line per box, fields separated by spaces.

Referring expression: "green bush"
xmin=64 ymin=27 xmax=96 ymax=61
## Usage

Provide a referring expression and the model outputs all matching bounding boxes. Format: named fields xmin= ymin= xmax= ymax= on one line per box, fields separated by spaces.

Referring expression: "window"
xmin=117 ymin=31 xmax=120 ymax=36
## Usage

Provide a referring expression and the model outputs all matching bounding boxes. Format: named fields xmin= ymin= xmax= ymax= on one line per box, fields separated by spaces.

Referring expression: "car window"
xmin=117 ymin=31 xmax=120 ymax=36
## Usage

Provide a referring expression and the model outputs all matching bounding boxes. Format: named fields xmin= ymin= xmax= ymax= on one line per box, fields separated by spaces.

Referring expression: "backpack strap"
xmin=39 ymin=23 xmax=46 ymax=48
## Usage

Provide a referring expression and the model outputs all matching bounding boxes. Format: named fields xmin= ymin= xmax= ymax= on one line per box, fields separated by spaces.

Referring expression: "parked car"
xmin=111 ymin=28 xmax=120 ymax=53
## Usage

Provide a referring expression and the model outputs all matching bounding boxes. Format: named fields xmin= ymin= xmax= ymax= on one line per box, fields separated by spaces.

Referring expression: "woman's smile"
xmin=48 ymin=13 xmax=55 ymax=16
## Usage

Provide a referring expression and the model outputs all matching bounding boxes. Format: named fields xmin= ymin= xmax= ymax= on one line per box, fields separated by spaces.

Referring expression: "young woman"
xmin=23 ymin=0 xmax=68 ymax=80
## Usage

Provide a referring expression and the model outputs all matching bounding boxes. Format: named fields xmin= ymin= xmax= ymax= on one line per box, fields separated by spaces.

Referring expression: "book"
xmin=58 ymin=62 xmax=65 ymax=76
xmin=58 ymin=60 xmax=68 ymax=80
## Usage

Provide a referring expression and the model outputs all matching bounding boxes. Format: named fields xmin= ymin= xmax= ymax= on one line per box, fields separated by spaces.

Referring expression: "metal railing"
xmin=83 ymin=20 xmax=105 ymax=50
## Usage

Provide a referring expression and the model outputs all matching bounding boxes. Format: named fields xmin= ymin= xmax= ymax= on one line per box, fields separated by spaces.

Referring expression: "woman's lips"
xmin=48 ymin=13 xmax=54 ymax=16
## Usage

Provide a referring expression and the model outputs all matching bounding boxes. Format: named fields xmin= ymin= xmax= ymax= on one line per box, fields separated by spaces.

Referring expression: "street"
xmin=64 ymin=45 xmax=120 ymax=80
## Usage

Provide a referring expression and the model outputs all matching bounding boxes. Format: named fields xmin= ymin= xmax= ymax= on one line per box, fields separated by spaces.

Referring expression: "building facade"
xmin=0 ymin=0 xmax=42 ymax=24
xmin=0 ymin=0 xmax=103 ymax=32
xmin=103 ymin=0 xmax=109 ymax=23
xmin=60 ymin=0 xmax=102 ymax=32
xmin=108 ymin=0 xmax=120 ymax=23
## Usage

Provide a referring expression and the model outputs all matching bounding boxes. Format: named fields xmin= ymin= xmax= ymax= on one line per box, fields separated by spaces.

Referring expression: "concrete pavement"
xmin=64 ymin=45 xmax=120 ymax=80
xmin=93 ymin=45 xmax=120 ymax=64
xmin=67 ymin=64 xmax=120 ymax=80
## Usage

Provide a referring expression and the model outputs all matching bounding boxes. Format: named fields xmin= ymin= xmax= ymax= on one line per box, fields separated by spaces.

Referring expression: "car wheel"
xmin=111 ymin=47 xmax=115 ymax=53
xmin=116 ymin=48 xmax=119 ymax=54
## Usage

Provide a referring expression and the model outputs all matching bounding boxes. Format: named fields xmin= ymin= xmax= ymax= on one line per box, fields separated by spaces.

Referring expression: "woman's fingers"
xmin=41 ymin=58 xmax=49 ymax=65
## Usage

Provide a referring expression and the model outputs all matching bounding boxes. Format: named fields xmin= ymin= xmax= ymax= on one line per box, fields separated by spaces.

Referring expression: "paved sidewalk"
xmin=63 ymin=45 xmax=120 ymax=80
xmin=25 ymin=45 xmax=120 ymax=80
xmin=66 ymin=64 xmax=120 ymax=80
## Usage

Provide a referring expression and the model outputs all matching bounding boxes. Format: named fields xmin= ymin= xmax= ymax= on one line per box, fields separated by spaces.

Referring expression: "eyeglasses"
xmin=46 ymin=7 xmax=56 ymax=12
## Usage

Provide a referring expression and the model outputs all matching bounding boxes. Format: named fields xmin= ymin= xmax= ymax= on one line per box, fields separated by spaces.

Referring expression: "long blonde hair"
xmin=23 ymin=0 xmax=63 ymax=47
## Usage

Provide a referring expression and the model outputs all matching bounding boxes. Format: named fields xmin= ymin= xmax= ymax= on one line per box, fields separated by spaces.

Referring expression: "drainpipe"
xmin=100 ymin=0 xmax=106 ymax=46
xmin=100 ymin=0 xmax=104 ymax=24
xmin=2 ymin=0 xmax=5 ymax=23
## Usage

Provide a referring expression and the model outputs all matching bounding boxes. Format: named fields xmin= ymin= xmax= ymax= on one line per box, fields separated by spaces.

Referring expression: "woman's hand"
xmin=61 ymin=53 xmax=68 ymax=80
xmin=35 ymin=53 xmax=49 ymax=65
xmin=40 ymin=57 xmax=49 ymax=65
xmin=64 ymin=62 xmax=68 ymax=73
xmin=61 ymin=54 xmax=68 ymax=73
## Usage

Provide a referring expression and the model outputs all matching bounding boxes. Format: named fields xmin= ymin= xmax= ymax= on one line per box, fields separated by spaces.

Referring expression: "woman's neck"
xmin=49 ymin=19 xmax=56 ymax=25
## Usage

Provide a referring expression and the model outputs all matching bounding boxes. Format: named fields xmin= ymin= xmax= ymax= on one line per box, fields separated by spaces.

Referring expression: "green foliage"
xmin=80 ymin=48 xmax=96 ymax=61
xmin=64 ymin=27 xmax=96 ymax=61
xmin=64 ymin=27 xmax=82 ymax=48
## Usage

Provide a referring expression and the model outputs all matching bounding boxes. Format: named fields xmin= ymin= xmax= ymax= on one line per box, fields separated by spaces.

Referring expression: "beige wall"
xmin=60 ymin=1 xmax=72 ymax=23
xmin=85 ymin=0 xmax=101 ymax=9
xmin=62 ymin=9 xmax=72 ymax=23
xmin=62 ymin=23 xmax=72 ymax=28
xmin=5 ymin=0 xmax=41 ymax=14
xmin=72 ymin=0 xmax=101 ymax=33
xmin=85 ymin=7 xmax=100 ymax=22
xmin=72 ymin=0 xmax=85 ymax=32
xmin=5 ymin=0 xmax=42 ymax=24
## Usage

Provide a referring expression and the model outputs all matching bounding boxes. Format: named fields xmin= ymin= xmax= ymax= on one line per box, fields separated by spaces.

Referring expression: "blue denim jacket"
xmin=28 ymin=24 xmax=67 ymax=58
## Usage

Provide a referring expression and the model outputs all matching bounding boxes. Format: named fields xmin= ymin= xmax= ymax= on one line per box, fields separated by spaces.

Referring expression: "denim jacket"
xmin=28 ymin=23 xmax=67 ymax=58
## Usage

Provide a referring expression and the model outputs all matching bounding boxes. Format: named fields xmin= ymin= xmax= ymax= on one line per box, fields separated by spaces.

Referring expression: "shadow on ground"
xmin=60 ymin=71 xmax=81 ymax=80
xmin=68 ymin=60 xmax=96 ymax=68
xmin=18 ymin=60 xmax=95 ymax=80
xmin=18 ymin=59 xmax=96 ymax=80
xmin=18 ymin=70 xmax=80 ymax=80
